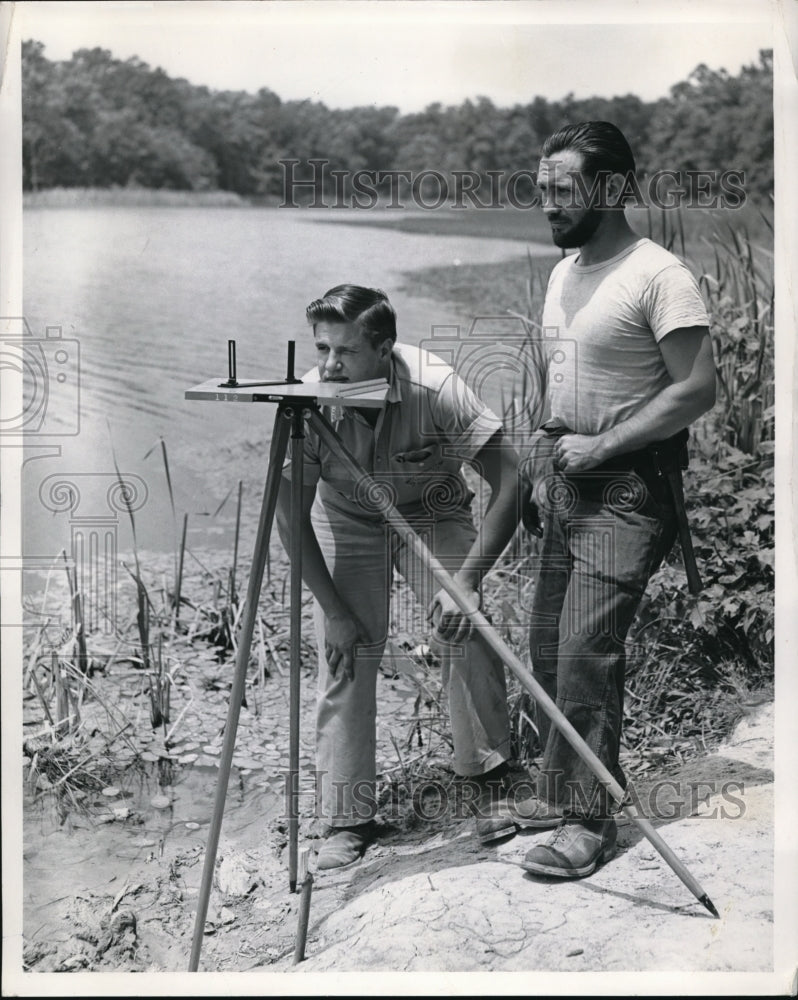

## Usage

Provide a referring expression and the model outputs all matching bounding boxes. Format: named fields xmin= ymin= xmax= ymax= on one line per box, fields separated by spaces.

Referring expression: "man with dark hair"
xmin=277 ymin=284 xmax=525 ymax=870
xmin=517 ymin=122 xmax=716 ymax=877
xmin=541 ymin=120 xmax=637 ymax=188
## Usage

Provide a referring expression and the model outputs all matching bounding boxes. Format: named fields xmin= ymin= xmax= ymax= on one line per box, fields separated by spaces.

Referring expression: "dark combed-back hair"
xmin=542 ymin=121 xmax=636 ymax=181
xmin=305 ymin=285 xmax=397 ymax=346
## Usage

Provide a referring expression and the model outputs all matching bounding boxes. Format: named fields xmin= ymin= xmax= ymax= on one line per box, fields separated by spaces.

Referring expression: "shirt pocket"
xmin=390 ymin=441 xmax=445 ymax=484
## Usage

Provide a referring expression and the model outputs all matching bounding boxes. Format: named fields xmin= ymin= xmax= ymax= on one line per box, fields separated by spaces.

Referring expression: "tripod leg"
xmin=288 ymin=408 xmax=305 ymax=892
xmin=189 ymin=409 xmax=291 ymax=972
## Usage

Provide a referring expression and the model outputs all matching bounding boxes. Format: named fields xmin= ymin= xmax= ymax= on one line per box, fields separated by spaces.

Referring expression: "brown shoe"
xmin=468 ymin=768 xmax=517 ymax=846
xmin=506 ymin=793 xmax=563 ymax=829
xmin=316 ymin=821 xmax=376 ymax=871
xmin=473 ymin=808 xmax=518 ymax=845
xmin=522 ymin=818 xmax=617 ymax=878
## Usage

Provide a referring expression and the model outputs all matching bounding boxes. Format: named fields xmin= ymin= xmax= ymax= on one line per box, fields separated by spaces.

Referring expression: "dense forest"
xmin=21 ymin=41 xmax=773 ymax=204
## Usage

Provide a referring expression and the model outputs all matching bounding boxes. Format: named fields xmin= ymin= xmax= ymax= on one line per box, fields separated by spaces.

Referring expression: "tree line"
xmin=21 ymin=40 xmax=773 ymax=205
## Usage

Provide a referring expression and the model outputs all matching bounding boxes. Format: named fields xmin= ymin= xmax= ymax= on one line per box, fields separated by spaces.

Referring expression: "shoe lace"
xmin=547 ymin=822 xmax=570 ymax=847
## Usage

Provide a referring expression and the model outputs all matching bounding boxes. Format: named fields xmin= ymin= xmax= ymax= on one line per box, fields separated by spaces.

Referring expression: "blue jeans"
xmin=527 ymin=445 xmax=677 ymax=819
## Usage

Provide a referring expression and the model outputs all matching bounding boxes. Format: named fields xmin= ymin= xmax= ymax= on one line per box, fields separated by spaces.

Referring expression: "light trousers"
xmin=311 ymin=495 xmax=511 ymax=827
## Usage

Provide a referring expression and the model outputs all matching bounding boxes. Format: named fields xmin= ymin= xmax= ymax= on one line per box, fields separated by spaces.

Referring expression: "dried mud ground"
xmin=18 ymin=699 xmax=779 ymax=985
xmin=289 ymin=703 xmax=776 ymax=976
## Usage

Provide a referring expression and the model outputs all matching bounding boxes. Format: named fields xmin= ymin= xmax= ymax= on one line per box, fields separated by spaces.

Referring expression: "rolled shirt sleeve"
xmin=641 ymin=263 xmax=710 ymax=343
xmin=430 ymin=369 xmax=503 ymax=461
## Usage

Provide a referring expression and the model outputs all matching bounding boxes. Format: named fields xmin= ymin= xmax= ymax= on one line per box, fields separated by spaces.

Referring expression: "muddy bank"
xmin=15 ymin=700 xmax=781 ymax=988
xmin=13 ymin=516 xmax=786 ymax=991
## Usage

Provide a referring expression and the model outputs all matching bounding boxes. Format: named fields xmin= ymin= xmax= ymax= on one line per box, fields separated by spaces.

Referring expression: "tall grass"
xmin=698 ymin=221 xmax=774 ymax=455
xmin=112 ymin=435 xmax=162 ymax=726
xmin=23 ymin=430 xmax=265 ymax=809
xmin=62 ymin=550 xmax=89 ymax=676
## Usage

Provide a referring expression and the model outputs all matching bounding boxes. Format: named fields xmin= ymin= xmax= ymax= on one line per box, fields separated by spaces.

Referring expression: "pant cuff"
xmin=453 ymin=741 xmax=511 ymax=778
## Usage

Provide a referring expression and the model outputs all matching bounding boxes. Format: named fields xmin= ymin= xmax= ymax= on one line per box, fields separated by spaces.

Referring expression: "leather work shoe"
xmin=521 ymin=817 xmax=617 ymax=878
xmin=506 ymin=793 xmax=563 ymax=830
xmin=468 ymin=768 xmax=517 ymax=846
xmin=316 ymin=821 xmax=376 ymax=872
xmin=473 ymin=806 xmax=517 ymax=845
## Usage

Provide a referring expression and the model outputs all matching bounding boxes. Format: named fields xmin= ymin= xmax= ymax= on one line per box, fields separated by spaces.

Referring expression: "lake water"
xmin=20 ymin=206 xmax=536 ymax=565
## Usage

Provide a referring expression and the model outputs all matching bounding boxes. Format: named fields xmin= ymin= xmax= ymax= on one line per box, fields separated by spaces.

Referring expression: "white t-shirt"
xmin=541 ymin=238 xmax=710 ymax=436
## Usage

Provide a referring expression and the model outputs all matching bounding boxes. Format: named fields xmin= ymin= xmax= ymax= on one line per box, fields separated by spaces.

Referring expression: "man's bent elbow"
xmin=677 ymin=373 xmax=717 ymax=427
xmin=695 ymin=377 xmax=717 ymax=419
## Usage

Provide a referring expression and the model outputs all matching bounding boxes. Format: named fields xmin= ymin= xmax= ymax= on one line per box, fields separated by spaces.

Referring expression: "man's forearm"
xmin=594 ymin=326 xmax=717 ymax=461
xmin=276 ymin=485 xmax=350 ymax=620
xmin=295 ymin=526 xmax=352 ymax=619
xmin=595 ymin=378 xmax=715 ymax=462
xmin=453 ymin=483 xmax=520 ymax=593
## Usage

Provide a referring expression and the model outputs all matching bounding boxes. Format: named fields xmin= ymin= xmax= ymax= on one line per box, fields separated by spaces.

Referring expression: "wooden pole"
xmin=188 ymin=411 xmax=292 ymax=971
xmin=288 ymin=407 xmax=305 ymax=893
xmin=293 ymin=846 xmax=314 ymax=964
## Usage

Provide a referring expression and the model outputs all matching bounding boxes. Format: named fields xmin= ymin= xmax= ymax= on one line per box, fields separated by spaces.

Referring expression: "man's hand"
xmin=554 ymin=433 xmax=606 ymax=473
xmin=324 ymin=611 xmax=364 ymax=681
xmin=427 ymin=587 xmax=480 ymax=643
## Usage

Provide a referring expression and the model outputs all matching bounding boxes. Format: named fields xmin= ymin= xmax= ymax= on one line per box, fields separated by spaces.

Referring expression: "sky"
xmin=14 ymin=0 xmax=775 ymax=113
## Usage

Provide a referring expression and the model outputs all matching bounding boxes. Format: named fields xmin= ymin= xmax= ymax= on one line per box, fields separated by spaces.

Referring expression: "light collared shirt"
xmin=282 ymin=343 xmax=503 ymax=516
